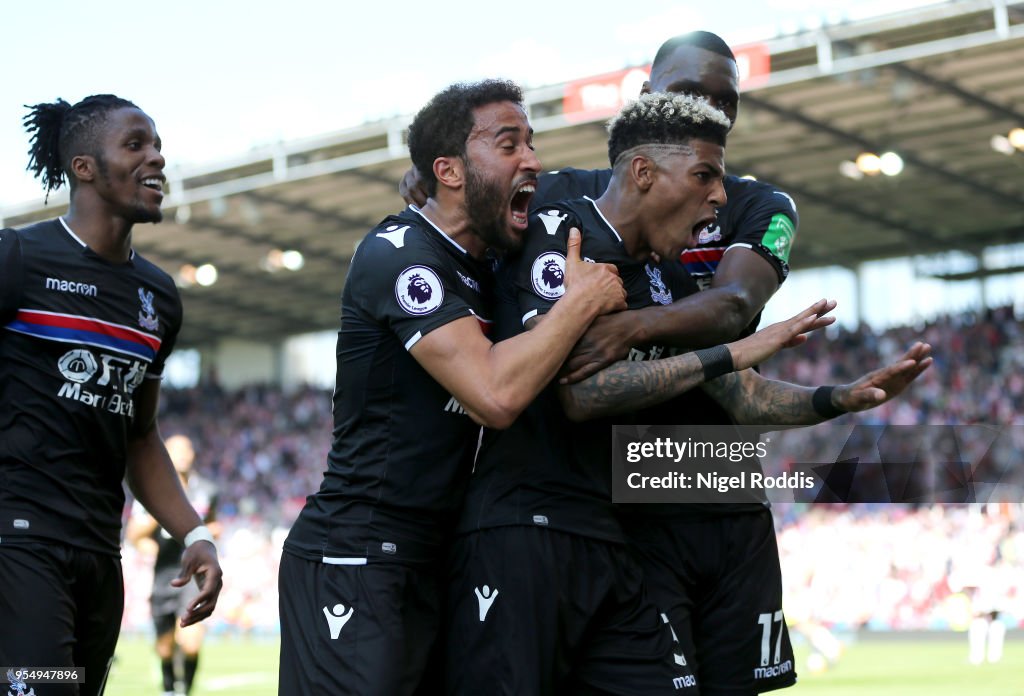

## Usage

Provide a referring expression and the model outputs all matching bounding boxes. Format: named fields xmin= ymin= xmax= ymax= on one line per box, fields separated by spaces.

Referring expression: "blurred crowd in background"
xmin=120 ymin=306 xmax=1024 ymax=636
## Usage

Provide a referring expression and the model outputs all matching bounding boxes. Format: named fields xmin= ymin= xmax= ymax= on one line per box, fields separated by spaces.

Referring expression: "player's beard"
xmin=464 ymin=162 xmax=519 ymax=254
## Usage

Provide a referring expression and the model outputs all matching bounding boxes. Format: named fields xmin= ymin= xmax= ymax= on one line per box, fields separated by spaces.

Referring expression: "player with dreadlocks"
xmin=0 ymin=95 xmax=223 ymax=696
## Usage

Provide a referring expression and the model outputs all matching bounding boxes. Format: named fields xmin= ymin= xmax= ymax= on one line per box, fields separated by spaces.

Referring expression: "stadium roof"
xmin=3 ymin=0 xmax=1023 ymax=347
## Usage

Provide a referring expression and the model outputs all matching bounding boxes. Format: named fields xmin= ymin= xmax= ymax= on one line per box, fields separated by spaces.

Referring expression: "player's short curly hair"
xmin=407 ymin=79 xmax=524 ymax=198
xmin=606 ymin=92 xmax=730 ymax=167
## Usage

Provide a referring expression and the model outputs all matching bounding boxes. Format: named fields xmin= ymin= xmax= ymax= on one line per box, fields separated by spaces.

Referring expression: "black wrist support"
xmin=812 ymin=385 xmax=847 ymax=419
xmin=694 ymin=345 xmax=735 ymax=382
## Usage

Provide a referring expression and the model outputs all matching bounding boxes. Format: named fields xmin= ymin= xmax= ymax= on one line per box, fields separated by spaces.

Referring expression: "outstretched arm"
xmin=700 ymin=342 xmax=933 ymax=426
xmin=562 ymin=247 xmax=780 ymax=383
xmin=557 ymin=299 xmax=836 ymax=421
xmin=125 ymin=379 xmax=223 ymax=627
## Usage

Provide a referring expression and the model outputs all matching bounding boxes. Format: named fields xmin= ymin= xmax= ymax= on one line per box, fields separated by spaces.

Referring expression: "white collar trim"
xmin=410 ymin=205 xmax=469 ymax=255
xmin=59 ymin=217 xmax=136 ymax=260
xmin=58 ymin=216 xmax=87 ymax=247
xmin=583 ymin=196 xmax=623 ymax=243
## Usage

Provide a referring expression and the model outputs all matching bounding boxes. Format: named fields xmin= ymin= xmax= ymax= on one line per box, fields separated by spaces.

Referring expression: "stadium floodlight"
xmin=855 ymin=152 xmax=882 ymax=175
xmin=839 ymin=160 xmax=864 ymax=180
xmin=879 ymin=151 xmax=904 ymax=176
xmin=1008 ymin=127 xmax=1024 ymax=150
xmin=262 ymin=249 xmax=304 ymax=272
xmin=282 ymin=250 xmax=305 ymax=271
xmin=196 ymin=263 xmax=219 ymax=287
xmin=990 ymin=134 xmax=1015 ymax=156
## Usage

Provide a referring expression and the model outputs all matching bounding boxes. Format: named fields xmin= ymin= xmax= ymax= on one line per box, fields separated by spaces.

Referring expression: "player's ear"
xmin=630 ymin=154 xmax=656 ymax=192
xmin=433 ymin=156 xmax=463 ymax=192
xmin=70 ymin=154 xmax=97 ymax=184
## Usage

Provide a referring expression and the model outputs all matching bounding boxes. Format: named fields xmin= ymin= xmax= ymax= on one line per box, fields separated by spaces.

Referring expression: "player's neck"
xmin=418 ymin=196 xmax=484 ymax=259
xmin=593 ymin=187 xmax=649 ymax=261
xmin=63 ymin=199 xmax=134 ymax=264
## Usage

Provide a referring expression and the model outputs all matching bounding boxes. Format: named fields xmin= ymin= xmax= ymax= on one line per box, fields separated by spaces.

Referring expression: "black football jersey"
xmin=284 ymin=207 xmax=494 ymax=560
xmin=457 ymin=197 xmax=697 ymax=543
xmin=0 ymin=219 xmax=182 ymax=555
xmin=535 ymin=169 xmax=798 ymax=518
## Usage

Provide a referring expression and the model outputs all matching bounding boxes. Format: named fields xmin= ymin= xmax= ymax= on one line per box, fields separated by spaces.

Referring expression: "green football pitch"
xmin=104 ymin=635 xmax=1023 ymax=695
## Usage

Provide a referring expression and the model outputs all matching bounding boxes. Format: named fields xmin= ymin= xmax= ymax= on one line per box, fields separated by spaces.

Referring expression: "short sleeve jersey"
xmin=457 ymin=197 xmax=698 ymax=543
xmin=0 ymin=219 xmax=182 ymax=555
xmin=284 ymin=207 xmax=494 ymax=560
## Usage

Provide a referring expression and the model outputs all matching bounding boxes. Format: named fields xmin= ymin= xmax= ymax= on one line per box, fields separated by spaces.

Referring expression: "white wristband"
xmin=184 ymin=525 xmax=215 ymax=548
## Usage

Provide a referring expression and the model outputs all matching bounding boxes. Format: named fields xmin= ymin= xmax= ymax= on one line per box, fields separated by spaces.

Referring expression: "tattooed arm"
xmin=701 ymin=342 xmax=933 ymax=426
xmin=547 ymin=299 xmax=836 ymax=422
xmin=559 ymin=352 xmax=708 ymax=421
xmin=700 ymin=371 xmax=818 ymax=426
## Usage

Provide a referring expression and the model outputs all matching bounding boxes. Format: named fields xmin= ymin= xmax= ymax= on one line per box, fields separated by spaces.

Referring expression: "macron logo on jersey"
xmin=323 ymin=603 xmax=355 ymax=639
xmin=46 ymin=277 xmax=98 ymax=297
xmin=475 ymin=585 xmax=499 ymax=621
xmin=457 ymin=270 xmax=481 ymax=293
xmin=538 ymin=210 xmax=567 ymax=236
xmin=377 ymin=225 xmax=410 ymax=248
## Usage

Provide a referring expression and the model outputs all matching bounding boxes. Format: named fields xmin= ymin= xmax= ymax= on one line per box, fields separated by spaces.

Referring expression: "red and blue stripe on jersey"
xmin=6 ymin=309 xmax=160 ymax=362
xmin=680 ymin=246 xmax=726 ymax=278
